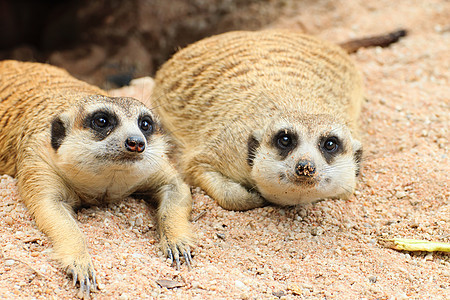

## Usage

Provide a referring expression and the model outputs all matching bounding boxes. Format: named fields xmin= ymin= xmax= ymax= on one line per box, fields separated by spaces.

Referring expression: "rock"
xmin=234 ymin=280 xmax=248 ymax=290
xmin=5 ymin=259 xmax=15 ymax=266
xmin=156 ymin=279 xmax=184 ymax=289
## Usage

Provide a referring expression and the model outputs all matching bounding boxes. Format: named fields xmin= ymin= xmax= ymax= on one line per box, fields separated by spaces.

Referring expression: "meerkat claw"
xmin=90 ymin=270 xmax=97 ymax=291
xmin=167 ymin=247 xmax=174 ymax=265
xmin=67 ymin=269 xmax=77 ymax=286
xmin=165 ymin=241 xmax=193 ymax=270
xmin=183 ymin=249 xmax=192 ymax=271
xmin=78 ymin=279 xmax=86 ymax=299
xmin=76 ymin=276 xmax=93 ymax=299
xmin=66 ymin=263 xmax=96 ymax=298
xmin=173 ymin=250 xmax=181 ymax=270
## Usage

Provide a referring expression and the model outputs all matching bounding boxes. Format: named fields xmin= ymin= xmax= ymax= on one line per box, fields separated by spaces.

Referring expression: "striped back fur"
xmin=152 ymin=30 xmax=363 ymax=149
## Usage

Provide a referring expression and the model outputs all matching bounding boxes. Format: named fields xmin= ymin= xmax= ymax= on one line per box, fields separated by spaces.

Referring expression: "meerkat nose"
xmin=295 ymin=160 xmax=316 ymax=177
xmin=125 ymin=136 xmax=146 ymax=153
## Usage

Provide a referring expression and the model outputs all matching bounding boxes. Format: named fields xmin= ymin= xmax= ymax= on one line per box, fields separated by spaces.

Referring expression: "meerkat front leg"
xmin=186 ymin=155 xmax=266 ymax=211
xmin=195 ymin=168 xmax=265 ymax=211
xmin=17 ymin=159 xmax=95 ymax=298
xmin=138 ymin=163 xmax=194 ymax=269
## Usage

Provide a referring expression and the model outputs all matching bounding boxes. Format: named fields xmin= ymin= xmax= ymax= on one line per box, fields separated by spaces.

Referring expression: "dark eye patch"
xmin=51 ymin=116 xmax=66 ymax=151
xmin=354 ymin=148 xmax=363 ymax=176
xmin=84 ymin=110 xmax=118 ymax=140
xmin=272 ymin=129 xmax=298 ymax=158
xmin=247 ymin=134 xmax=260 ymax=166
xmin=319 ymin=135 xmax=343 ymax=163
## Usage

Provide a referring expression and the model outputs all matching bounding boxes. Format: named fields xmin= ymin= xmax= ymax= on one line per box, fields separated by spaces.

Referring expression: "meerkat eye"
xmin=322 ymin=136 xmax=340 ymax=152
xmin=92 ymin=113 xmax=109 ymax=128
xmin=278 ymin=134 xmax=292 ymax=148
xmin=85 ymin=111 xmax=117 ymax=137
xmin=274 ymin=131 xmax=296 ymax=150
xmin=139 ymin=116 xmax=153 ymax=133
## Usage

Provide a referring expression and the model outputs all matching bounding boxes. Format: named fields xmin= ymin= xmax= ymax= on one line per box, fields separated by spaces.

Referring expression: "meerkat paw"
xmin=195 ymin=170 xmax=266 ymax=210
xmin=64 ymin=256 xmax=96 ymax=299
xmin=160 ymin=232 xmax=193 ymax=271
xmin=217 ymin=187 xmax=266 ymax=211
xmin=207 ymin=176 xmax=266 ymax=210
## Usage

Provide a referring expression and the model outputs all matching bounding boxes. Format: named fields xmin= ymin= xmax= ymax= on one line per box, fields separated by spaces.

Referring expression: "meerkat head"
xmin=247 ymin=113 xmax=362 ymax=206
xmin=49 ymin=95 xmax=167 ymax=196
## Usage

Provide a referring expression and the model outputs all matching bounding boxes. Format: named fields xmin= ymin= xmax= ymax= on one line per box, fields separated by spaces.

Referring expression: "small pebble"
xmin=216 ymin=233 xmax=226 ymax=240
xmin=5 ymin=259 xmax=15 ymax=266
xmin=118 ymin=294 xmax=129 ymax=300
xmin=273 ymin=290 xmax=286 ymax=298
xmin=310 ymin=227 xmax=323 ymax=236
xmin=395 ymin=191 xmax=407 ymax=199
xmin=298 ymin=209 xmax=307 ymax=218
xmin=4 ymin=216 xmax=14 ymax=226
xmin=135 ymin=217 xmax=143 ymax=226
xmin=234 ymin=280 xmax=248 ymax=290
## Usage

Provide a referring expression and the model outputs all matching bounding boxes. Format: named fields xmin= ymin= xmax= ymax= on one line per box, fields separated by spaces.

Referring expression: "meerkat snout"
xmin=122 ymin=112 xmax=153 ymax=154
xmin=295 ymin=160 xmax=316 ymax=178
xmin=125 ymin=136 xmax=146 ymax=153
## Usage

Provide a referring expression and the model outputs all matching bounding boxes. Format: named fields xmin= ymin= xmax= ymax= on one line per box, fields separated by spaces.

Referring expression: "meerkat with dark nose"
xmin=152 ymin=30 xmax=367 ymax=210
xmin=0 ymin=60 xmax=193 ymax=298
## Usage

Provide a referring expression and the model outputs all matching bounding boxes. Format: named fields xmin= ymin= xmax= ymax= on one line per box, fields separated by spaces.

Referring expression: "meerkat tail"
xmin=339 ymin=29 xmax=407 ymax=53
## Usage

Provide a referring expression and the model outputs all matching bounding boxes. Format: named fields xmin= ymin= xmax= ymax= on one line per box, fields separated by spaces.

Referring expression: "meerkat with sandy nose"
xmin=152 ymin=30 xmax=368 ymax=210
xmin=0 ymin=60 xmax=193 ymax=298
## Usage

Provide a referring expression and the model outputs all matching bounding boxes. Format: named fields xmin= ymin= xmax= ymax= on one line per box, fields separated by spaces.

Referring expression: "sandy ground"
xmin=1 ymin=0 xmax=449 ymax=299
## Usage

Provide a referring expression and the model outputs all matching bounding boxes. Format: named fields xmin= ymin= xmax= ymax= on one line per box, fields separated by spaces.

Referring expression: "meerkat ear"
xmin=352 ymin=139 xmax=363 ymax=176
xmin=50 ymin=116 xmax=67 ymax=151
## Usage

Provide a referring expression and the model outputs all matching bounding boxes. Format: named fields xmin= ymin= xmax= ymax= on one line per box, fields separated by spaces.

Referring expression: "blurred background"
xmin=0 ymin=0 xmax=310 ymax=88
xmin=1 ymin=0 xmax=446 ymax=90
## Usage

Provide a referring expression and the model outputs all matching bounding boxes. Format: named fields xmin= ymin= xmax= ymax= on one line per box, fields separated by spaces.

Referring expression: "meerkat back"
xmin=153 ymin=30 xmax=363 ymax=144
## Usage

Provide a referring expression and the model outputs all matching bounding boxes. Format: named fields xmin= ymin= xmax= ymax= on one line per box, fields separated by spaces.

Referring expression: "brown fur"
xmin=152 ymin=30 xmax=364 ymax=210
xmin=0 ymin=60 xmax=193 ymax=297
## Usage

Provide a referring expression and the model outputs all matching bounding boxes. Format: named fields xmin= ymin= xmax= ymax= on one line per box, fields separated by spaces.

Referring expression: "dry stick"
xmin=192 ymin=211 xmax=207 ymax=222
xmin=381 ymin=238 xmax=450 ymax=252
